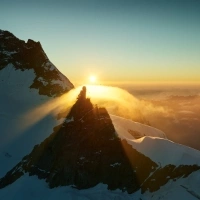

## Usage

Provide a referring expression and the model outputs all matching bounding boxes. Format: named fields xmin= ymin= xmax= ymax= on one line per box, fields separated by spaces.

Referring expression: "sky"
xmin=0 ymin=0 xmax=200 ymax=86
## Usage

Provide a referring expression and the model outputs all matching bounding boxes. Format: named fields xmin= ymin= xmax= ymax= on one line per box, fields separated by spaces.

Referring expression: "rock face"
xmin=0 ymin=30 xmax=74 ymax=97
xmin=0 ymin=87 xmax=199 ymax=194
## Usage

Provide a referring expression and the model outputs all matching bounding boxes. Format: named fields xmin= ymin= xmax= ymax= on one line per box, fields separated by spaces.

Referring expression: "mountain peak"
xmin=67 ymin=86 xmax=94 ymax=121
xmin=0 ymin=87 xmax=155 ymax=193
xmin=0 ymin=29 xmax=74 ymax=97
xmin=0 ymin=86 xmax=200 ymax=195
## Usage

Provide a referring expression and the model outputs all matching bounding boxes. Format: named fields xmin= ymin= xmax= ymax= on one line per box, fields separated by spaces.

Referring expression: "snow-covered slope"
xmin=143 ymin=170 xmax=200 ymax=200
xmin=111 ymin=115 xmax=200 ymax=167
xmin=1 ymin=170 xmax=199 ymax=200
xmin=110 ymin=114 xmax=166 ymax=140
xmin=0 ymin=174 xmax=142 ymax=200
xmin=1 ymin=172 xmax=200 ymax=200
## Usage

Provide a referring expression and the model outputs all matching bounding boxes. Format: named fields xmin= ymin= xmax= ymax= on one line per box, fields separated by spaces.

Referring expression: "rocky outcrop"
xmin=0 ymin=29 xmax=74 ymax=97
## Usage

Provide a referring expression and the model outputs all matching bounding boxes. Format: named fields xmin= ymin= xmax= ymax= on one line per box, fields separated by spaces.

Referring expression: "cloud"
xmin=19 ymin=85 xmax=172 ymax=133
xmin=178 ymin=110 xmax=195 ymax=115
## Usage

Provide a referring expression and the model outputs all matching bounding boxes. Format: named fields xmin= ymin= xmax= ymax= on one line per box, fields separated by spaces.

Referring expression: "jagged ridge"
xmin=0 ymin=29 xmax=74 ymax=97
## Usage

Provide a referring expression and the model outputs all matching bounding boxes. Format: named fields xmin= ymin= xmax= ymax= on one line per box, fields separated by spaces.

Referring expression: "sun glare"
xmin=89 ymin=75 xmax=96 ymax=83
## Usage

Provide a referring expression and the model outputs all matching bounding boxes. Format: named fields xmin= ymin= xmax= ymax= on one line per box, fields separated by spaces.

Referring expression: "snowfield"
xmin=0 ymin=174 xmax=144 ymax=200
xmin=0 ymin=64 xmax=62 ymax=177
xmin=111 ymin=114 xmax=200 ymax=166
xmin=0 ymin=169 xmax=200 ymax=200
xmin=110 ymin=114 xmax=167 ymax=140
xmin=143 ymin=170 xmax=200 ymax=200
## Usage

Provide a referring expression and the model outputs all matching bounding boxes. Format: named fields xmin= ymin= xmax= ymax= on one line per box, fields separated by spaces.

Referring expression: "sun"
xmin=89 ymin=75 xmax=96 ymax=83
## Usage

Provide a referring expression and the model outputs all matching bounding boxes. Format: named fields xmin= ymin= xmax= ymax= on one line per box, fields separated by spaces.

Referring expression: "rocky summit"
xmin=0 ymin=86 xmax=199 ymax=194
xmin=0 ymin=30 xmax=73 ymax=97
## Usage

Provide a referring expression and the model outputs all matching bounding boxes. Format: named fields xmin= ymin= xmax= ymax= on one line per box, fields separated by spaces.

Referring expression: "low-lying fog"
xmin=122 ymin=83 xmax=200 ymax=151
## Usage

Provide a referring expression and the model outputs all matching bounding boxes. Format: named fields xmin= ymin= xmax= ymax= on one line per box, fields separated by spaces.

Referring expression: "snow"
xmin=43 ymin=61 xmax=55 ymax=71
xmin=1 ymin=171 xmax=200 ymax=200
xmin=0 ymin=174 xmax=142 ymax=200
xmin=5 ymin=36 xmax=13 ymax=39
xmin=0 ymin=64 xmax=61 ymax=177
xmin=111 ymin=114 xmax=200 ymax=166
xmin=144 ymin=171 xmax=200 ymax=200
xmin=110 ymin=162 xmax=121 ymax=167
xmin=51 ymin=79 xmax=65 ymax=87
xmin=65 ymin=117 xmax=74 ymax=123
xmin=2 ymin=51 xmax=17 ymax=56
xmin=110 ymin=115 xmax=166 ymax=140
xmin=37 ymin=77 xmax=48 ymax=86
xmin=42 ymin=61 xmax=73 ymax=90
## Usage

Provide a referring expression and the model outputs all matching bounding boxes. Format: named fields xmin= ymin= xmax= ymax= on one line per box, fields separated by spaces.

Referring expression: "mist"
xmin=56 ymin=85 xmax=170 ymax=124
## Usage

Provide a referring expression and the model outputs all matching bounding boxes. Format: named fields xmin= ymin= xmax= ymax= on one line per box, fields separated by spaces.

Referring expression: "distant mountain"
xmin=0 ymin=29 xmax=73 ymax=97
